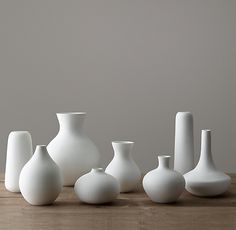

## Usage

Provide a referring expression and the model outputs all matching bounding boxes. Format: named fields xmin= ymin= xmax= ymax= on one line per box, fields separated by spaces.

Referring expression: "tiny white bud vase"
xmin=143 ymin=155 xmax=185 ymax=203
xmin=105 ymin=141 xmax=141 ymax=192
xmin=5 ymin=131 xmax=33 ymax=193
xmin=74 ymin=168 xmax=120 ymax=204
xmin=19 ymin=145 xmax=63 ymax=205
xmin=184 ymin=130 xmax=231 ymax=197
xmin=174 ymin=112 xmax=194 ymax=174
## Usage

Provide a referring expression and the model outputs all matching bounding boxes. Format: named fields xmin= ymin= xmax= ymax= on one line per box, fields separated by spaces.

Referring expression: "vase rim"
xmin=112 ymin=141 xmax=134 ymax=144
xmin=158 ymin=155 xmax=171 ymax=159
xmin=57 ymin=112 xmax=86 ymax=115
xmin=91 ymin=168 xmax=104 ymax=172
xmin=177 ymin=111 xmax=191 ymax=114
xmin=202 ymin=129 xmax=211 ymax=132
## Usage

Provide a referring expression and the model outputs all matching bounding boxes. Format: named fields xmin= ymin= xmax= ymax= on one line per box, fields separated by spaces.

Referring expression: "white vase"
xmin=74 ymin=168 xmax=120 ymax=204
xmin=5 ymin=131 xmax=33 ymax=193
xmin=19 ymin=145 xmax=63 ymax=205
xmin=105 ymin=141 xmax=141 ymax=192
xmin=184 ymin=130 xmax=231 ymax=197
xmin=174 ymin=112 xmax=194 ymax=174
xmin=143 ymin=155 xmax=185 ymax=203
xmin=47 ymin=112 xmax=100 ymax=186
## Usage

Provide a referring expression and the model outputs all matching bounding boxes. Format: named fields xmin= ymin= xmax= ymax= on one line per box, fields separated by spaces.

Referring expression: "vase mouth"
xmin=202 ymin=129 xmax=211 ymax=132
xmin=158 ymin=155 xmax=171 ymax=159
xmin=56 ymin=112 xmax=86 ymax=115
xmin=37 ymin=145 xmax=46 ymax=147
xmin=91 ymin=168 xmax=104 ymax=172
xmin=177 ymin=111 xmax=192 ymax=114
xmin=112 ymin=141 xmax=134 ymax=144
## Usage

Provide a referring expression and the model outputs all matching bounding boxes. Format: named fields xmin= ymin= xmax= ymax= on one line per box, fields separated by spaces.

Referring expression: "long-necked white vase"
xmin=143 ymin=155 xmax=185 ymax=203
xmin=19 ymin=145 xmax=63 ymax=205
xmin=174 ymin=112 xmax=194 ymax=174
xmin=184 ymin=130 xmax=231 ymax=197
xmin=47 ymin=112 xmax=100 ymax=186
xmin=74 ymin=168 xmax=120 ymax=204
xmin=105 ymin=141 xmax=141 ymax=193
xmin=5 ymin=131 xmax=33 ymax=193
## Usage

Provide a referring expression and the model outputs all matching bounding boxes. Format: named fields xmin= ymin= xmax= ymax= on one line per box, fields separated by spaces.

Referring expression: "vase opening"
xmin=91 ymin=168 xmax=104 ymax=173
xmin=112 ymin=141 xmax=134 ymax=144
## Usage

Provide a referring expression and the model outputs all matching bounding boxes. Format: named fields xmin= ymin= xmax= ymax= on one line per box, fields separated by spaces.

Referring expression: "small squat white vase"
xmin=47 ymin=112 xmax=100 ymax=186
xmin=19 ymin=145 xmax=63 ymax=205
xmin=105 ymin=141 xmax=141 ymax=193
xmin=184 ymin=130 xmax=231 ymax=197
xmin=174 ymin=112 xmax=194 ymax=174
xmin=74 ymin=168 xmax=120 ymax=204
xmin=5 ymin=131 xmax=33 ymax=193
xmin=143 ymin=155 xmax=185 ymax=203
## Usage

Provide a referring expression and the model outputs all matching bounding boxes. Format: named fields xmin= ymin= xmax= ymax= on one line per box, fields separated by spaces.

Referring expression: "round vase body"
xmin=74 ymin=168 xmax=120 ymax=204
xmin=47 ymin=112 xmax=100 ymax=186
xmin=105 ymin=141 xmax=141 ymax=193
xmin=174 ymin=112 xmax=194 ymax=174
xmin=184 ymin=130 xmax=231 ymax=197
xmin=19 ymin=145 xmax=63 ymax=205
xmin=143 ymin=155 xmax=185 ymax=203
xmin=5 ymin=131 xmax=33 ymax=193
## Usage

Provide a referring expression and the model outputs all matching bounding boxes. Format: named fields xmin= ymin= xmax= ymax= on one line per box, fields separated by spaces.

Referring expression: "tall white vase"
xmin=19 ymin=145 xmax=63 ymax=205
xmin=105 ymin=141 xmax=141 ymax=192
xmin=5 ymin=131 xmax=33 ymax=193
xmin=174 ymin=112 xmax=194 ymax=174
xmin=143 ymin=155 xmax=185 ymax=203
xmin=47 ymin=112 xmax=100 ymax=186
xmin=184 ymin=130 xmax=231 ymax=197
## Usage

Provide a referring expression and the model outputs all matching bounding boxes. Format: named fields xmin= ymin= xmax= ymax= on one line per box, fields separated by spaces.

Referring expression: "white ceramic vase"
xmin=19 ymin=145 xmax=63 ymax=205
xmin=174 ymin=112 xmax=194 ymax=174
xmin=74 ymin=168 xmax=120 ymax=204
xmin=47 ymin=112 xmax=100 ymax=186
xmin=5 ymin=131 xmax=33 ymax=193
xmin=105 ymin=141 xmax=141 ymax=193
xmin=143 ymin=155 xmax=185 ymax=203
xmin=184 ymin=130 xmax=231 ymax=197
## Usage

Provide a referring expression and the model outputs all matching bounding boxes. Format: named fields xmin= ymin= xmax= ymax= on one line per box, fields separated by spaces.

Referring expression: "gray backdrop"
xmin=0 ymin=0 xmax=235 ymax=173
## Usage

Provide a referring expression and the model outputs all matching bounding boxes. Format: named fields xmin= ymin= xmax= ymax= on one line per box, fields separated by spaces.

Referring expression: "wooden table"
xmin=0 ymin=174 xmax=235 ymax=230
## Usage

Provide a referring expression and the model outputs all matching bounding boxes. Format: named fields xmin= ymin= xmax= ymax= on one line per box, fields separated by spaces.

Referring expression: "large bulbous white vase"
xmin=74 ymin=168 xmax=120 ymax=204
xmin=174 ymin=112 xmax=194 ymax=174
xmin=47 ymin=112 xmax=100 ymax=186
xmin=19 ymin=145 xmax=63 ymax=205
xmin=143 ymin=155 xmax=185 ymax=203
xmin=184 ymin=130 xmax=231 ymax=197
xmin=105 ymin=141 xmax=141 ymax=193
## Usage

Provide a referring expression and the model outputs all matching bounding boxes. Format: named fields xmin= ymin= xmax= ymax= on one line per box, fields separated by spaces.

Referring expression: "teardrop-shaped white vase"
xmin=143 ymin=155 xmax=185 ymax=203
xmin=5 ymin=131 xmax=33 ymax=192
xmin=174 ymin=112 xmax=194 ymax=174
xmin=74 ymin=168 xmax=120 ymax=204
xmin=184 ymin=130 xmax=231 ymax=197
xmin=47 ymin=112 xmax=101 ymax=186
xmin=19 ymin=145 xmax=63 ymax=205
xmin=105 ymin=141 xmax=141 ymax=192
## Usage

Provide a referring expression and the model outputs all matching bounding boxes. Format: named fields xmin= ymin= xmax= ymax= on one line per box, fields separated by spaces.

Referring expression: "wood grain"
xmin=0 ymin=174 xmax=235 ymax=230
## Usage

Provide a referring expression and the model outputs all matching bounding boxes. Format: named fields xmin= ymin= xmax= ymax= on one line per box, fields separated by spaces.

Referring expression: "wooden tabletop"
xmin=0 ymin=174 xmax=235 ymax=230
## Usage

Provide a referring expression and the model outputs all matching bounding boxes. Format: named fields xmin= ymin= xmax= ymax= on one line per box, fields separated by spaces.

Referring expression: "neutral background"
xmin=0 ymin=0 xmax=235 ymax=173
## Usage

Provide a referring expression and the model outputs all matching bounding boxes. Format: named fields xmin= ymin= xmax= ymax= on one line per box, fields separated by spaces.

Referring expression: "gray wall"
xmin=0 ymin=0 xmax=235 ymax=173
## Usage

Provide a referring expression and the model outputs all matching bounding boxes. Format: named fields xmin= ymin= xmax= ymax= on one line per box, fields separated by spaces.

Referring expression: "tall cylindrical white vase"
xmin=174 ymin=112 xmax=194 ymax=174
xmin=5 ymin=131 xmax=33 ymax=192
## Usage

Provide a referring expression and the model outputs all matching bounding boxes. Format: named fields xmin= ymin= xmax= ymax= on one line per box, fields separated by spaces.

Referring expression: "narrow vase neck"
xmin=34 ymin=145 xmax=49 ymax=160
xmin=197 ymin=130 xmax=215 ymax=169
xmin=112 ymin=141 xmax=134 ymax=159
xmin=158 ymin=155 xmax=170 ymax=169
xmin=57 ymin=113 xmax=86 ymax=134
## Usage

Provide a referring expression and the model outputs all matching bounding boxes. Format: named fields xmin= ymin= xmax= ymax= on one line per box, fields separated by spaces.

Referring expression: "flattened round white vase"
xmin=47 ymin=112 xmax=101 ymax=186
xmin=143 ymin=155 xmax=185 ymax=203
xmin=74 ymin=168 xmax=120 ymax=204
xmin=19 ymin=145 xmax=63 ymax=205
xmin=184 ymin=130 xmax=231 ymax=197
xmin=105 ymin=141 xmax=141 ymax=193
xmin=5 ymin=131 xmax=33 ymax=193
